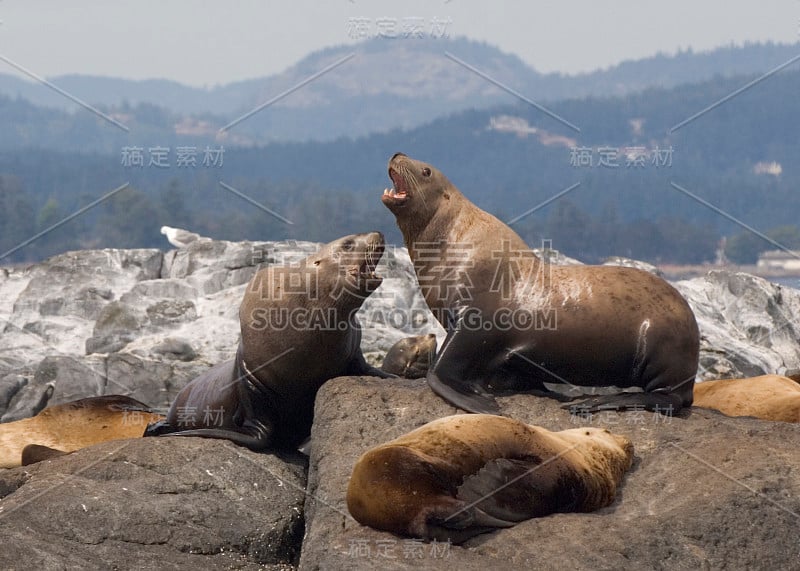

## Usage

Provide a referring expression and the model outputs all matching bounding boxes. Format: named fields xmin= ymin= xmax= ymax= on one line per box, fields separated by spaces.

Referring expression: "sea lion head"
xmin=311 ymin=231 xmax=385 ymax=304
xmin=382 ymin=333 xmax=438 ymax=378
xmin=382 ymin=153 xmax=456 ymax=229
xmin=559 ymin=426 xmax=634 ymax=477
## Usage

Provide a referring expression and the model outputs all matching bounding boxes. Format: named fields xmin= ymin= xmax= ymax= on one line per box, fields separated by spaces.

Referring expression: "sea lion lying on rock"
xmin=347 ymin=414 xmax=634 ymax=543
xmin=693 ymin=374 xmax=800 ymax=423
xmin=0 ymin=395 xmax=163 ymax=468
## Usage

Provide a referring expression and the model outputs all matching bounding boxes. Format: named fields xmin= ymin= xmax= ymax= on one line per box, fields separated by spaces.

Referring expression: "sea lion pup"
xmin=693 ymin=374 xmax=800 ymax=423
xmin=0 ymin=395 xmax=164 ymax=468
xmin=145 ymin=232 xmax=392 ymax=451
xmin=381 ymin=153 xmax=699 ymax=415
xmin=346 ymin=414 xmax=634 ymax=543
xmin=380 ymin=334 xmax=437 ymax=378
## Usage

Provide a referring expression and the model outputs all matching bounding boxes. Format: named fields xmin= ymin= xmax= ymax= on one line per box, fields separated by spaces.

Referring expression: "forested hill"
xmin=2 ymin=62 xmax=800 ymax=265
xmin=0 ymin=39 xmax=798 ymax=146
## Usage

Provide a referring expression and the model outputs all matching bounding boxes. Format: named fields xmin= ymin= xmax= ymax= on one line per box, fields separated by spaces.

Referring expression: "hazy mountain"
xmin=2 ymin=57 xmax=800 ymax=265
xmin=0 ymin=38 xmax=798 ymax=143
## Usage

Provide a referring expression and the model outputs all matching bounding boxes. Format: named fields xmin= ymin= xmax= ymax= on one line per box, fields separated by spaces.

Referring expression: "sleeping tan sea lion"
xmin=347 ymin=414 xmax=634 ymax=543
xmin=693 ymin=374 xmax=800 ymax=422
xmin=0 ymin=395 xmax=163 ymax=468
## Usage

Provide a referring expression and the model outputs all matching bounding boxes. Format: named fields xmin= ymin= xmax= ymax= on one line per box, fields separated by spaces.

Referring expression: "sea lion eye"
xmin=422 ymin=167 xmax=432 ymax=177
xmin=342 ymin=240 xmax=354 ymax=251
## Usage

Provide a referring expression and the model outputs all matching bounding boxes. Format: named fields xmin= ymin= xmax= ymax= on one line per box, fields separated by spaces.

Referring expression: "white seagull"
xmin=160 ymin=226 xmax=208 ymax=248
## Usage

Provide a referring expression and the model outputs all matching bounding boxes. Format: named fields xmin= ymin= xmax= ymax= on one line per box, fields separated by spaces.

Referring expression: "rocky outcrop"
xmin=301 ymin=376 xmax=800 ymax=570
xmin=0 ymin=239 xmax=439 ymax=419
xmin=2 ymin=240 xmax=800 ymax=569
xmin=675 ymin=270 xmax=800 ymax=380
xmin=0 ymin=437 xmax=306 ymax=570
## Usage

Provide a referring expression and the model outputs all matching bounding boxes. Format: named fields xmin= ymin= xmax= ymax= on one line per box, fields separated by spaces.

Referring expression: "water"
xmin=770 ymin=276 xmax=800 ymax=290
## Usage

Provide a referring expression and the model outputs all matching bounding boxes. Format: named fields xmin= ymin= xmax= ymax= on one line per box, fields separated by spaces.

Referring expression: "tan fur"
xmin=346 ymin=414 xmax=633 ymax=541
xmin=0 ymin=396 xmax=163 ymax=468
xmin=694 ymin=375 xmax=800 ymax=423
xmin=381 ymin=153 xmax=699 ymax=414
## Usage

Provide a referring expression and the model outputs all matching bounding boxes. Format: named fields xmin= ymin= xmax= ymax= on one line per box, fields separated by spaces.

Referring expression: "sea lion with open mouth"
xmin=145 ymin=232 xmax=392 ymax=450
xmin=382 ymin=153 xmax=699 ymax=415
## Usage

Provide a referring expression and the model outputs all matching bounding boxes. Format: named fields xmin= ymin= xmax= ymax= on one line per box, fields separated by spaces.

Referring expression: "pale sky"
xmin=0 ymin=0 xmax=798 ymax=86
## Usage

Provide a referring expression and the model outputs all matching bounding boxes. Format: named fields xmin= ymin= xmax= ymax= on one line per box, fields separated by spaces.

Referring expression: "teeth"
xmin=383 ymin=188 xmax=396 ymax=197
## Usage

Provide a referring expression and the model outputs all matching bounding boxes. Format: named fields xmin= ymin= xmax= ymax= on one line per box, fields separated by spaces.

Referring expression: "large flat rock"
xmin=300 ymin=376 xmax=800 ymax=570
xmin=0 ymin=437 xmax=306 ymax=570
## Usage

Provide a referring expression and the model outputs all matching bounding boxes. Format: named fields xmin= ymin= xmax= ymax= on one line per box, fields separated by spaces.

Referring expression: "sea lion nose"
xmin=391 ymin=152 xmax=406 ymax=161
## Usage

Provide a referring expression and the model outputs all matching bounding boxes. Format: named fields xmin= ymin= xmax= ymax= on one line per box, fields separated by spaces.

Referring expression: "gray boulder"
xmin=676 ymin=270 xmax=800 ymax=379
xmin=3 ymin=239 xmax=800 ymax=569
xmin=0 ymin=437 xmax=305 ymax=570
xmin=300 ymin=376 xmax=800 ymax=570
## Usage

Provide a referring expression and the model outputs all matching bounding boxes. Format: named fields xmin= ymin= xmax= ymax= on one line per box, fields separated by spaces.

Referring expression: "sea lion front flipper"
xmin=456 ymin=457 xmax=571 ymax=523
xmin=345 ymin=351 xmax=395 ymax=379
xmin=143 ymin=419 xmax=173 ymax=436
xmin=426 ymin=328 xmax=500 ymax=415
xmin=155 ymin=426 xmax=273 ymax=451
xmin=425 ymin=501 xmax=517 ymax=544
xmin=21 ymin=444 xmax=69 ymax=466
xmin=563 ymin=391 xmax=684 ymax=414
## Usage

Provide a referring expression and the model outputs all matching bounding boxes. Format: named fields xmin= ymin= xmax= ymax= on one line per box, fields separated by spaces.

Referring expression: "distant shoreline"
xmin=658 ymin=263 xmax=800 ymax=284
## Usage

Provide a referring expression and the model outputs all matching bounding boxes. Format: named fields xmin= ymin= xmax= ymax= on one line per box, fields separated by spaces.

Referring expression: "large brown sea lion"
xmin=0 ymin=395 xmax=163 ymax=468
xmin=346 ymin=414 xmax=634 ymax=543
xmin=693 ymin=374 xmax=800 ymax=422
xmin=145 ymin=232 xmax=392 ymax=450
xmin=381 ymin=153 xmax=699 ymax=414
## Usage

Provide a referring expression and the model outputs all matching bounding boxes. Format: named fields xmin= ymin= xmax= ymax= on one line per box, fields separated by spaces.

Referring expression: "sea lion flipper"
xmin=456 ymin=457 xmax=566 ymax=522
xmin=427 ymin=371 xmax=500 ymax=414
xmin=156 ymin=427 xmax=273 ymax=451
xmin=346 ymin=352 xmax=395 ymax=379
xmin=144 ymin=416 xmax=274 ymax=451
xmin=143 ymin=419 xmax=172 ymax=436
xmin=564 ymin=391 xmax=684 ymax=414
xmin=426 ymin=328 xmax=500 ymax=414
xmin=94 ymin=394 xmax=156 ymax=413
xmin=21 ymin=444 xmax=69 ymax=466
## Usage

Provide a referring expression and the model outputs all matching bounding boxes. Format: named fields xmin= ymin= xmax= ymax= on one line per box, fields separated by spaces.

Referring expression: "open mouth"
xmin=382 ymin=167 xmax=409 ymax=205
xmin=356 ymin=236 xmax=385 ymax=287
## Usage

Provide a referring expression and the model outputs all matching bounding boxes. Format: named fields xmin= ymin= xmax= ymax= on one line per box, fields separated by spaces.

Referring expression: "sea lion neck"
xmin=397 ymin=188 xmax=464 ymax=249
